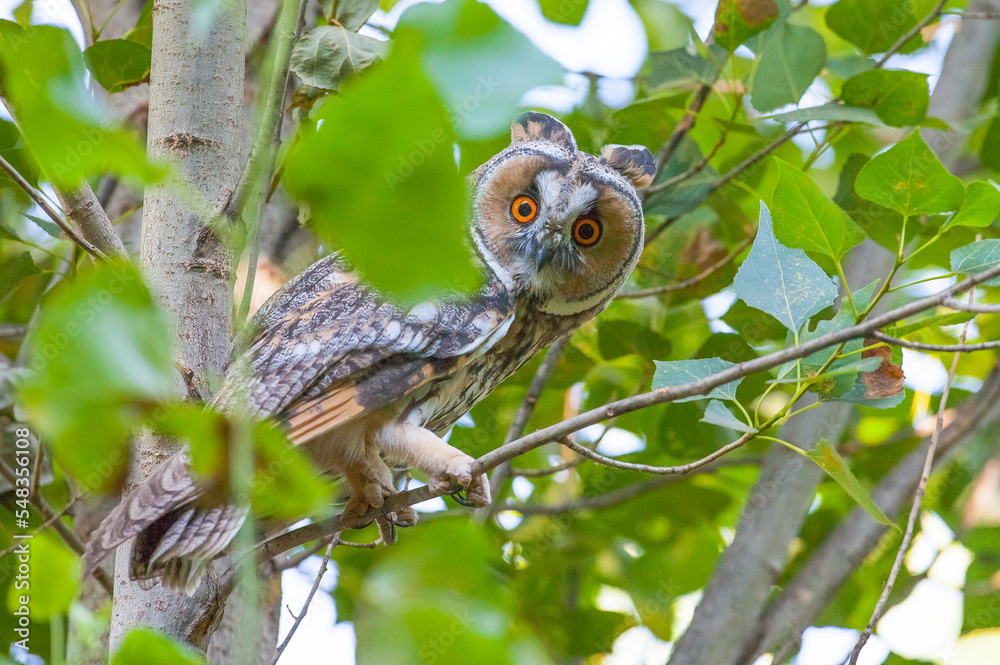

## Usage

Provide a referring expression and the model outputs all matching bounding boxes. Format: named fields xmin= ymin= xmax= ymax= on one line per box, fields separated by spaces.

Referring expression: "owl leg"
xmin=339 ymin=445 xmax=417 ymax=542
xmin=374 ymin=424 xmax=491 ymax=508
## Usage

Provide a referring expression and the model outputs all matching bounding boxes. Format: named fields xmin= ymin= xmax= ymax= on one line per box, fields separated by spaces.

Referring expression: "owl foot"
xmin=427 ymin=454 xmax=492 ymax=508
xmin=340 ymin=480 xmax=417 ymax=543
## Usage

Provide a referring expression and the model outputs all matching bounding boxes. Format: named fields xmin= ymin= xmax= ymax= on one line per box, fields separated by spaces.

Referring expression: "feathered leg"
xmin=373 ymin=424 xmax=491 ymax=507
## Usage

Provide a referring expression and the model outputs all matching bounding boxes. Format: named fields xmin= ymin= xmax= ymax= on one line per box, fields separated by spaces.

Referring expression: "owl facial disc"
xmin=472 ymin=112 xmax=656 ymax=317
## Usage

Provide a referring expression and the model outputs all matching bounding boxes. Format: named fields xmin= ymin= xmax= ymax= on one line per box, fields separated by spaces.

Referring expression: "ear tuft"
xmin=601 ymin=144 xmax=657 ymax=188
xmin=511 ymin=112 xmax=577 ymax=152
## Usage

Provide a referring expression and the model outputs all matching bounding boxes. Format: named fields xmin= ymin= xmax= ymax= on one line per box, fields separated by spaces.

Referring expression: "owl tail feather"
xmin=83 ymin=451 xmax=248 ymax=595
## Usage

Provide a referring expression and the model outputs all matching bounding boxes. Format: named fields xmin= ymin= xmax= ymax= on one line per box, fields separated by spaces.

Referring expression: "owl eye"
xmin=572 ymin=217 xmax=601 ymax=246
xmin=511 ymin=195 xmax=538 ymax=223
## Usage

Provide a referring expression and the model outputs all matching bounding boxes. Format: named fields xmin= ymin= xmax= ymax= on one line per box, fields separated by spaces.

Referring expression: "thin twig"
xmin=0 ymin=324 xmax=27 ymax=343
xmin=848 ymin=288 xmax=971 ymax=665
xmin=268 ymin=536 xmax=339 ymax=665
xmin=511 ymin=458 xmax=582 ymax=478
xmin=559 ymin=434 xmax=753 ymax=476
xmin=655 ymin=82 xmax=714 ymax=173
xmin=0 ymin=459 xmax=113 ymax=595
xmin=0 ymin=154 xmax=105 ymax=259
xmin=510 ymin=456 xmax=761 ymax=516
xmin=942 ymin=296 xmax=1000 ymax=313
xmin=872 ymin=331 xmax=1000 ymax=353
xmin=875 ymin=0 xmax=949 ymax=68
xmin=618 ymin=236 xmax=752 ymax=299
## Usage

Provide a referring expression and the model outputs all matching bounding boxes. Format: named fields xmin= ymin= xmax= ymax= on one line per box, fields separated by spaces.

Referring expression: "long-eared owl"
xmin=84 ymin=112 xmax=656 ymax=592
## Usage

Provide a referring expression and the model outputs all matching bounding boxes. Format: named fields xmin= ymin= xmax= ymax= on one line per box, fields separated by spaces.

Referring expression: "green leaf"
xmin=652 ymin=357 xmax=742 ymax=402
xmin=771 ymin=159 xmax=865 ymax=260
xmin=154 ymin=405 xmax=333 ymax=518
xmin=111 ymin=629 xmax=207 ymax=665
xmin=333 ymin=0 xmax=380 ymax=31
xmin=750 ymin=23 xmax=826 ymax=113
xmin=855 ymin=129 xmax=964 ymax=217
xmin=841 ymin=69 xmax=930 ymax=127
xmin=598 ymin=319 xmax=671 ymax=360
xmin=284 ymin=35 xmax=480 ymax=301
xmin=949 ymin=181 xmax=1000 ymax=228
xmin=83 ymin=39 xmax=152 ymax=93
xmin=398 ymin=0 xmax=563 ymax=140
xmin=951 ymin=239 xmax=1000 ymax=286
xmin=0 ymin=22 xmax=164 ymax=187
xmin=124 ymin=0 xmax=153 ymax=48
xmin=884 ymin=311 xmax=975 ymax=338
xmin=4 ymin=532 xmax=79 ymax=620
xmin=769 ymin=356 xmax=881 ymax=384
xmin=289 ymin=25 xmax=387 ymax=91
xmin=834 ymin=152 xmax=904 ymax=251
xmin=19 ymin=262 xmax=176 ymax=491
xmin=805 ymin=440 xmax=896 ymax=527
xmin=12 ymin=0 xmax=31 ymax=26
xmin=700 ymin=399 xmax=756 ymax=433
xmin=734 ymin=202 xmax=838 ymax=333
xmin=648 ymin=44 xmax=727 ymax=90
xmin=763 ymin=102 xmax=883 ymax=125
xmin=23 ymin=213 xmax=63 ymax=239
xmin=980 ymin=116 xmax=1000 ymax=172
xmin=721 ymin=299 xmax=787 ymax=344
xmin=713 ymin=0 xmax=780 ymax=51
xmin=0 ymin=251 xmax=39 ymax=302
xmin=539 ymin=0 xmax=588 ymax=25
xmin=826 ymin=0 xmax=932 ymax=55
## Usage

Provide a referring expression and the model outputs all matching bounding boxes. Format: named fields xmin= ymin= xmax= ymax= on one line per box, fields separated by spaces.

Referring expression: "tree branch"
xmin=618 ymin=236 xmax=752 ymax=299
xmin=509 ymin=456 xmax=761 ymax=516
xmin=54 ymin=182 xmax=128 ymax=258
xmin=872 ymin=330 xmax=1000 ymax=353
xmin=0 ymin=154 xmax=106 ymax=259
xmin=558 ymin=433 xmax=753 ymax=476
xmin=242 ymin=262 xmax=1000 ymax=565
xmin=943 ymin=296 xmax=1000 ymax=313
xmin=475 ymin=262 xmax=1000 ymax=474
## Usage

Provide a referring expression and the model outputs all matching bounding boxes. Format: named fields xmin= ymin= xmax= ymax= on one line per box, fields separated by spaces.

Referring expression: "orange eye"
xmin=572 ymin=218 xmax=601 ymax=246
xmin=511 ymin=195 xmax=538 ymax=223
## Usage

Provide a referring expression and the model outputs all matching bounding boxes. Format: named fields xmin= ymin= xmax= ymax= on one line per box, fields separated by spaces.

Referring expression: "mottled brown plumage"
xmin=83 ymin=112 xmax=655 ymax=592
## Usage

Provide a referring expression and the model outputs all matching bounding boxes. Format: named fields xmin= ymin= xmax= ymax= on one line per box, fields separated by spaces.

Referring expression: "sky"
xmin=0 ymin=0 xmax=972 ymax=663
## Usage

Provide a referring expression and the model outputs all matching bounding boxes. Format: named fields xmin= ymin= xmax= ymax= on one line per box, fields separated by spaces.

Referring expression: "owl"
xmin=83 ymin=112 xmax=656 ymax=592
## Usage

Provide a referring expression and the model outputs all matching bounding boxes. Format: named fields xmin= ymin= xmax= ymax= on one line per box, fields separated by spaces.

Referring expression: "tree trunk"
xmin=108 ymin=0 xmax=245 ymax=652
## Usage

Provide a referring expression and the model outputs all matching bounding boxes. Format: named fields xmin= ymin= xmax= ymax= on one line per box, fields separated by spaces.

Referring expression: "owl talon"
xmin=426 ymin=453 xmax=492 ymax=509
xmin=449 ymin=491 xmax=475 ymax=507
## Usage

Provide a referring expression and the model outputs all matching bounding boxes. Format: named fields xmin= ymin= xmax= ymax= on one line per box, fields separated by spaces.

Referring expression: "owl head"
xmin=471 ymin=112 xmax=655 ymax=317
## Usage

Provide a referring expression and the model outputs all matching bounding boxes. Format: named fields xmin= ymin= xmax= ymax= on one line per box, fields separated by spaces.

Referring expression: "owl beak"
xmin=534 ymin=245 xmax=555 ymax=271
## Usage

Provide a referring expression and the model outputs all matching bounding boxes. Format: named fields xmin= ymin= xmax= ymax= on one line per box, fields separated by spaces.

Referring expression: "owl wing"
xmin=215 ymin=253 xmax=515 ymax=444
xmin=84 ymin=257 xmax=512 ymax=585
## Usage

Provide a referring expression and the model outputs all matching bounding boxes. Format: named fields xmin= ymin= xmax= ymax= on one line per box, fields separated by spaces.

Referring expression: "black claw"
xmin=449 ymin=491 xmax=475 ymax=507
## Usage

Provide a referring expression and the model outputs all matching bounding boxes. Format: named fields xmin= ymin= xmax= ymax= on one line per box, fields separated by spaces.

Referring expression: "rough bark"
xmin=108 ymin=0 xmax=246 ymax=652
xmin=207 ymin=574 xmax=283 ymax=665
